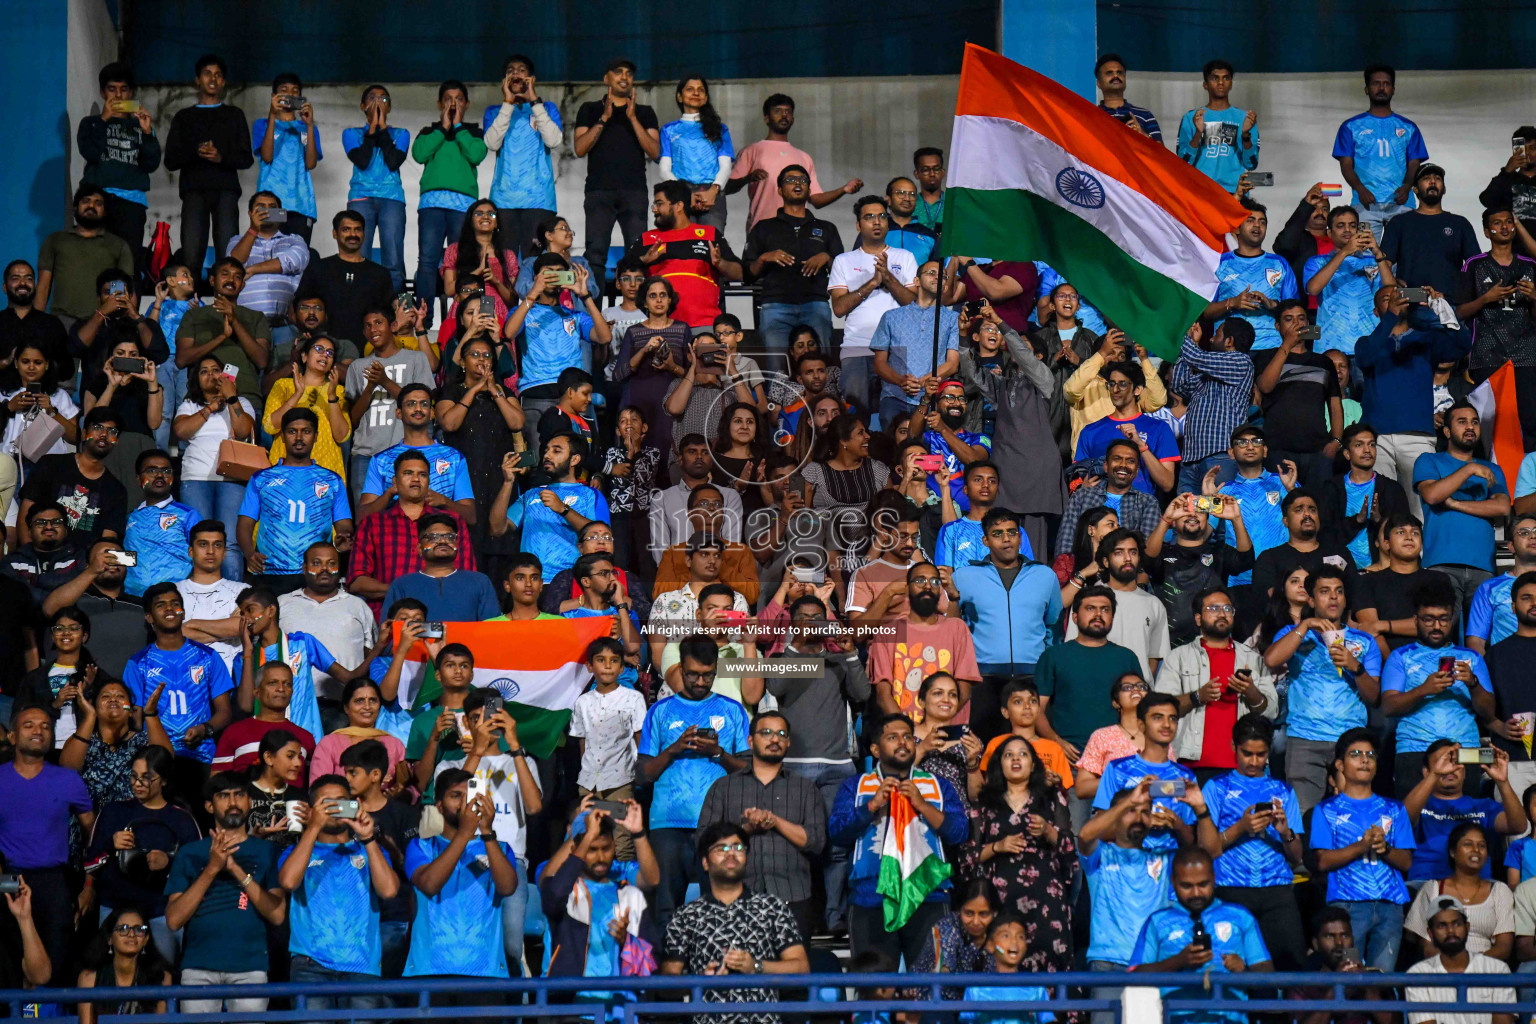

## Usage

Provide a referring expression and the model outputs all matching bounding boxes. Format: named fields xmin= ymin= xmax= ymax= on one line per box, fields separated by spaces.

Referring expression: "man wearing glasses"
xmin=698 ymin=711 xmax=826 ymax=941
xmin=18 ymin=406 xmax=128 ymax=549
xmin=742 ymin=163 xmax=845 ymax=355
xmin=122 ymin=449 xmax=200 ymax=596
xmin=883 ymin=177 xmax=936 ymax=265
xmin=1309 ymin=728 xmax=1416 ymax=973
xmin=357 ymin=383 xmax=475 ymax=524
xmin=1467 ymin=513 xmax=1536 ymax=656
xmin=828 ymin=196 xmax=917 ymax=416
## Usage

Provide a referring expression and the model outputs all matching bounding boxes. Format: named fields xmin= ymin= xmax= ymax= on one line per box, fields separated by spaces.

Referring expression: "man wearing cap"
xmin=574 ymin=59 xmax=660 ymax=297
xmin=1480 ymin=128 xmax=1536 ymax=258
xmin=905 ymin=378 xmax=991 ymax=511
xmin=1404 ymin=894 xmax=1516 ymax=1022
xmin=1381 ymin=163 xmax=1481 ymax=301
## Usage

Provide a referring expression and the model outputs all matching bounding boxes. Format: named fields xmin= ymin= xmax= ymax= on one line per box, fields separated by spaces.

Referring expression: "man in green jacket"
xmin=411 ymin=80 xmax=487 ymax=327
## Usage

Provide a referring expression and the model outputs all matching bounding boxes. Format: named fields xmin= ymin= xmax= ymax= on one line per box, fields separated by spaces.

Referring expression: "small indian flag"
xmin=941 ymin=44 xmax=1250 ymax=357
xmin=391 ymin=618 xmax=614 ymax=759
xmin=872 ymin=772 xmax=952 ymax=931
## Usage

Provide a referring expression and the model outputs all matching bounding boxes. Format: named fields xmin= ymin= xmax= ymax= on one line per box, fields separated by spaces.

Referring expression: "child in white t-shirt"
xmin=569 ymin=637 xmax=647 ymax=857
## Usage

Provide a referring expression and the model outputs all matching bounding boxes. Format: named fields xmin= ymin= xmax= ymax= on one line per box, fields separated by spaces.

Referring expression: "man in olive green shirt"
xmin=35 ymin=184 xmax=134 ymax=324
xmin=174 ymin=256 xmax=272 ymax=406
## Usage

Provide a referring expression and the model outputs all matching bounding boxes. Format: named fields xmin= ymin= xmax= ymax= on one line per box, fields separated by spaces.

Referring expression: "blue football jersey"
xmin=1278 ymin=625 xmax=1382 ymax=742
xmin=1310 ymin=792 xmax=1415 ymax=903
xmin=280 ymin=839 xmax=381 ymax=975
xmin=1219 ymin=472 xmax=1288 ymax=585
xmin=1081 ymin=842 xmax=1173 ymax=965
xmin=123 ymin=499 xmax=201 ymax=596
xmin=238 ymin=464 xmax=352 ymax=575
xmin=1091 ymin=755 xmax=1196 ymax=852
xmin=1303 ymin=252 xmax=1381 ymax=356
xmin=1212 ymin=252 xmax=1298 ymax=351
xmin=1380 ymin=642 xmax=1488 ymax=752
xmin=122 ymin=639 xmax=233 ymax=763
xmin=1468 ymin=572 xmax=1519 ymax=648
xmin=1332 ymin=112 xmax=1429 ymax=210
xmin=1201 ymin=772 xmax=1303 ymax=887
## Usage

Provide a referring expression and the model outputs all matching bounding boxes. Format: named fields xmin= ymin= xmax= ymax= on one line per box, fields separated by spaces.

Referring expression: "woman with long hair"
xmin=1 ymin=342 xmax=79 ymax=539
xmin=262 ymin=333 xmax=351 ymax=479
xmin=438 ymin=334 xmax=525 ymax=567
xmin=1404 ymin=820 xmax=1516 ymax=960
xmin=513 ymin=215 xmax=592 ymax=299
xmin=82 ymin=336 xmax=163 ymax=446
xmin=801 ymin=413 xmax=889 ymax=514
xmin=246 ymin=729 xmax=309 ymax=840
xmin=439 ymin=290 xmax=499 ymax=374
xmin=912 ymin=672 xmax=984 ymax=809
xmin=616 ymin=276 xmax=691 ymax=456
xmin=307 ymin=678 xmax=409 ymax=786
xmin=911 ymin=877 xmax=1000 ymax=987
xmin=58 ymin=618 xmax=173 ymax=806
xmin=443 ymin=198 xmax=518 ymax=308
xmin=964 ymin=734 xmax=1077 ymax=973
xmin=1256 ymin=565 xmax=1312 ymax=651
xmin=174 ymin=356 xmax=256 ymax=579
xmin=76 ymin=908 xmax=172 ymax=1024
xmin=85 ymin=747 xmax=201 ymax=963
xmin=711 ymin=401 xmax=768 ymax=514
xmin=660 ymin=75 xmax=734 ymax=230
xmin=1054 ymin=505 xmax=1118 ymax=606
xmin=1074 ymin=673 xmax=1148 ymax=804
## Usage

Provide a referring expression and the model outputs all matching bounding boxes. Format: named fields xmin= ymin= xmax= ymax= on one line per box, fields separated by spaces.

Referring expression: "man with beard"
xmin=280 ymin=542 xmax=375 ymax=717
xmin=5 ymin=500 xmax=84 ymax=606
xmin=732 ymin=94 xmax=862 ymax=230
xmin=541 ymin=802 xmax=660 ymax=980
xmin=661 ymin=820 xmax=809 ymax=1010
xmin=1288 ymin=908 xmax=1394 ymax=1024
xmin=566 ymin=552 xmax=643 ymax=663
xmin=227 ymin=190 xmax=309 ymax=340
xmin=1154 ymin=587 xmax=1275 ymax=782
xmin=34 ymin=185 xmax=133 ymax=325
xmin=175 ymin=257 xmax=273 ymax=408
xmin=1319 ymin=423 xmax=1411 ymax=569
xmin=358 ymin=384 xmax=475 ymax=523
xmin=1414 ymin=402 xmax=1511 ymax=614
xmin=295 ymin=210 xmax=394 ymax=350
xmin=18 ymin=406 xmax=128 ymax=549
xmin=43 ymin=539 xmax=147 ymax=677
xmin=165 ymin=773 xmax=286 ymax=1012
xmin=829 ymin=195 xmax=918 ymax=414
xmin=1080 ymin=781 xmax=1171 ymax=1019
xmin=1381 ymin=579 xmax=1495 ymax=795
xmin=1275 ymin=182 xmax=1334 ymax=284
xmin=634 ymin=180 xmax=743 ymax=330
xmin=381 ymin=511 xmax=500 ymax=623
xmin=883 ymin=177 xmax=936 ymax=265
xmin=1034 ymin=586 xmax=1141 ymax=780
xmin=1467 ymin=514 xmax=1536 ymax=657
xmin=277 ymin=775 xmax=397 ymax=1006
xmin=1255 ymin=300 xmax=1345 ymax=488
xmin=1068 ymin=528 xmax=1169 ymax=679
xmin=343 ymin=304 xmax=434 ymax=499
xmin=0 ymin=261 xmax=70 ymax=370
xmin=575 ymin=58 xmax=661 ymax=298
xmin=907 ymin=377 xmax=982 ymax=512
xmin=1074 ymin=360 xmax=1180 ymax=495
xmin=867 ymin=561 xmax=981 ymax=718
xmin=499 ymin=432 xmax=610 ymax=583
xmin=1383 ymin=163 xmax=1480 ymax=300
xmin=1405 ymin=896 xmax=1517 ymax=1021
xmin=1145 ymin=495 xmax=1255 ymax=645
xmin=263 ymin=294 xmax=362 ymax=394
xmin=831 ymin=713 xmax=967 ymax=962
xmin=1250 ymin=489 xmax=1352 ymax=610
xmin=1486 ymin=573 xmax=1536 ymax=762
xmin=1129 ymin=848 xmax=1273 ymax=1019
xmin=1205 ymin=200 xmax=1298 ymax=352
xmin=648 ymin=434 xmax=744 ymax=559
xmin=237 ymin=408 xmax=353 ymax=594
xmin=698 ymin=711 xmax=826 ymax=941
xmin=1334 ymin=65 xmax=1427 ymax=236
xmin=350 ymin=450 xmax=476 ymax=618
xmin=403 ymin=768 xmax=520 ymax=979
xmin=744 ymin=162 xmax=848 ymax=355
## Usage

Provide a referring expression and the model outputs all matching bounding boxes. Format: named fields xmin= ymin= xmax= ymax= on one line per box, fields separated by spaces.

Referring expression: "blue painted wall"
xmin=4 ymin=2 xmax=70 ymax=265
xmin=999 ymin=0 xmax=1096 ymax=99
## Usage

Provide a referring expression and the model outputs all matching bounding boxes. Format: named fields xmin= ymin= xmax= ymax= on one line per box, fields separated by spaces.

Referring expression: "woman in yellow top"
xmin=263 ymin=334 xmax=351 ymax=478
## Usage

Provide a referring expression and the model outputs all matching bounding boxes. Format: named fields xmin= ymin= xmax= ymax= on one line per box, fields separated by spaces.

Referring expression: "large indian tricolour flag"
xmin=941 ymin=44 xmax=1250 ymax=357
xmin=391 ymin=618 xmax=614 ymax=759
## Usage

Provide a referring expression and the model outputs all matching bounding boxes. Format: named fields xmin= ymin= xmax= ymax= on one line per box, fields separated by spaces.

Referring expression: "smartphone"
xmin=696 ymin=343 xmax=726 ymax=369
xmin=1296 ymin=325 xmax=1322 ymax=341
xmin=1439 ymin=655 xmax=1456 ymax=675
xmin=914 ymin=454 xmax=946 ymax=473
xmin=465 ymin=776 xmax=488 ymax=802
xmin=483 ymin=694 xmax=505 ymax=717
xmin=107 ymin=280 xmax=127 ymax=296
xmin=112 ymin=100 xmax=142 ymax=115
xmin=1247 ymin=803 xmax=1273 ymax=818
xmin=695 ymin=727 xmax=718 ymax=741
xmin=1154 ymin=779 xmax=1187 ymax=799
xmin=516 ymin=451 xmax=539 ymax=469
xmin=1339 ymin=945 xmax=1364 ymax=968
xmin=221 ymin=363 xmax=240 ymax=382
xmin=1457 ymin=746 xmax=1496 ymax=765
xmin=1246 ymin=171 xmax=1274 ymax=187
xmin=111 ymin=356 xmax=148 ymax=374
xmin=963 ymin=299 xmax=985 ymax=317
xmin=260 ymin=207 xmax=289 ymax=224
xmin=277 ymin=94 xmax=306 ymax=111
xmin=25 ymin=382 xmax=45 ymax=395
xmin=1517 ymin=139 xmax=1528 ymax=152
xmin=421 ymin=622 xmax=447 ymax=640
xmin=721 ymin=609 xmax=749 ymax=625
xmin=1194 ymin=496 xmax=1224 ymax=515
xmin=1191 ymin=932 xmax=1212 ymax=951
xmin=1401 ymin=287 xmax=1430 ymax=303
xmin=938 ymin=724 xmax=971 ymax=741
xmin=791 ymin=566 xmax=826 ymax=585
xmin=593 ymin=799 xmax=629 ymax=816
xmin=328 ymin=798 xmax=360 ymax=819
xmin=552 ymin=269 xmax=577 ymax=288
xmin=0 ymin=875 xmax=19 ymax=895
xmin=107 ymin=550 xmax=138 ymax=568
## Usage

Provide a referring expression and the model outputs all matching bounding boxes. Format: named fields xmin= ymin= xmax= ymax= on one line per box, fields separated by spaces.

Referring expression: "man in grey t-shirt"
xmin=344 ymin=305 xmax=435 ymax=505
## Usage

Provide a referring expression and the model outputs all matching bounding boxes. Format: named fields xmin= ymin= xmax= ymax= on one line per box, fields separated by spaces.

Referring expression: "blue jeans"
xmin=289 ymin=955 xmax=385 ymax=1022
xmin=380 ymin=919 xmax=409 ymax=979
xmin=154 ymin=360 xmax=187 ymax=452
xmin=784 ymin=760 xmax=858 ymax=928
xmin=350 ymin=197 xmax=407 ymax=292
xmin=1176 ymin=452 xmax=1236 ymax=497
xmin=758 ymin=301 xmax=833 ymax=360
xmin=878 ymin=395 xmax=919 ymax=434
xmin=415 ymin=206 xmax=467 ymax=327
xmin=1516 ymin=960 xmax=1536 ymax=1023
xmin=181 ymin=479 xmax=246 ymax=579
xmin=1332 ymin=899 xmax=1403 ymax=973
xmin=499 ymin=857 xmax=530 ymax=975
xmin=840 ymin=355 xmax=876 ymax=419
xmin=1358 ymin=200 xmax=1411 ymax=238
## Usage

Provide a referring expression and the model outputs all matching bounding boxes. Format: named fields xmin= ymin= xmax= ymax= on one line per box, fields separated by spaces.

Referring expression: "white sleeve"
xmin=659 ymin=155 xmax=676 ymax=181
xmin=713 ymin=153 xmax=733 ymax=189
xmin=484 ymin=103 xmax=515 ymax=152
xmin=828 ymin=254 xmax=854 ymax=292
xmin=530 ymin=103 xmax=562 ymax=149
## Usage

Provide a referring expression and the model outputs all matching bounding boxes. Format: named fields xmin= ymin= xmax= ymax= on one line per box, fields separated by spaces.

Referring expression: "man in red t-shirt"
xmin=210 ymin=661 xmax=316 ymax=776
xmin=633 ymin=180 xmax=743 ymax=328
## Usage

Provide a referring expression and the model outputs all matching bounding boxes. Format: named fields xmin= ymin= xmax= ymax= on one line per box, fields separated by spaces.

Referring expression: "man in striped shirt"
xmin=225 ymin=190 xmax=308 ymax=348
xmin=1172 ymin=317 xmax=1257 ymax=496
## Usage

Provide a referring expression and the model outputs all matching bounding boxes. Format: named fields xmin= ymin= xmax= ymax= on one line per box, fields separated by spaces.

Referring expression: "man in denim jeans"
xmin=744 ymin=165 xmax=844 ymax=356
xmin=1308 ymin=728 xmax=1416 ymax=973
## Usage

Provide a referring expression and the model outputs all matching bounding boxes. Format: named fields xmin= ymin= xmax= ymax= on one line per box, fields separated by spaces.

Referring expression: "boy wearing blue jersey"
xmin=123 ymin=583 xmax=233 ymax=779
xmin=1091 ymin=693 xmax=1219 ymax=853
xmin=506 ymin=255 xmax=611 ymax=437
xmin=1201 ymin=714 xmax=1306 ymax=969
xmin=960 ymin=913 xmax=1055 ymax=1024
xmin=123 ymin=450 xmax=200 ymax=596
xmin=234 ymin=587 xmax=368 ymax=745
xmin=277 ymin=775 xmax=398 ymax=1004
xmin=483 ymin=56 xmax=561 ymax=255
xmin=237 ymin=408 xmax=353 ymax=593
xmin=1380 ymin=579 xmax=1496 ymax=795
xmin=937 ymin=463 xmax=1024 ymax=567
xmin=1309 ymin=728 xmax=1416 ymax=973
xmin=357 ymin=385 xmax=476 ymax=523
xmin=1304 ymin=208 xmax=1395 ymax=357
xmin=1206 ymin=202 xmax=1298 ymax=352
xmin=1176 ymin=61 xmax=1259 ymax=194
xmin=1216 ymin=425 xmax=1293 ymax=589
xmin=1334 ymin=65 xmax=1428 ymax=235
xmin=404 ymin=767 xmax=520 ymax=980
xmin=1467 ymin=513 xmax=1536 ymax=655
xmin=1263 ymin=566 xmax=1384 ymax=811
xmin=504 ymin=433 xmax=611 ymax=583
xmin=253 ymin=74 xmax=321 ymax=242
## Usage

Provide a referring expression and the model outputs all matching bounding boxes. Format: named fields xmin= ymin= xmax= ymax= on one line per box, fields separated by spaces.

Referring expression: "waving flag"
xmin=869 ymin=771 xmax=952 ymax=930
xmin=392 ymin=618 xmax=613 ymax=759
xmin=940 ymin=44 xmax=1250 ymax=357
xmin=1468 ymin=360 xmax=1525 ymax=489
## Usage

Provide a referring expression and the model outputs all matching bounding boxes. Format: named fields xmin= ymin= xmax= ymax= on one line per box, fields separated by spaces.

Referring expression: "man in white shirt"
xmin=1405 ymin=894 xmax=1516 ymax=1024
xmin=1065 ymin=527 xmax=1170 ymax=678
xmin=177 ymin=520 xmax=247 ymax=673
xmin=828 ymin=196 xmax=916 ymax=417
xmin=278 ymin=542 xmax=376 ymax=723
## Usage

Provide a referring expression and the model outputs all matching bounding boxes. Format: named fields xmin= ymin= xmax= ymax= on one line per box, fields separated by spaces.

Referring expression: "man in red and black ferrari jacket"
xmin=631 ymin=180 xmax=743 ymax=330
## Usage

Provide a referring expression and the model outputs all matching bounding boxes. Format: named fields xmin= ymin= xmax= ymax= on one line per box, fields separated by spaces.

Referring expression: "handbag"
xmin=213 ymin=405 xmax=270 ymax=481
xmin=17 ymin=411 xmax=63 ymax=463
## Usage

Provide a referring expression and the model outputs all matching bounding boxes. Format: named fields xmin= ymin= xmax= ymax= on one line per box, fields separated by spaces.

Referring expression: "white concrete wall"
xmin=66 ymin=0 xmax=119 ymax=207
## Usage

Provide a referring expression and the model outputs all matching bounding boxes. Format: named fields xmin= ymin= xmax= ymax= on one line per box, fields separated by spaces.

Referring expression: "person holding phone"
xmin=1303 ymin=206 xmax=1396 ymax=358
xmin=503 ymin=254 xmax=610 ymax=450
xmin=1402 ymin=739 xmax=1525 ymax=886
xmin=1254 ymin=300 xmax=1345 ymax=489
xmin=78 ymin=62 xmax=160 ymax=270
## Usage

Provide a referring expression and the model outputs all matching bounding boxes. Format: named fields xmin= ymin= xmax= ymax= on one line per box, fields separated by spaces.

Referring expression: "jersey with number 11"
xmin=238 ymin=463 xmax=351 ymax=575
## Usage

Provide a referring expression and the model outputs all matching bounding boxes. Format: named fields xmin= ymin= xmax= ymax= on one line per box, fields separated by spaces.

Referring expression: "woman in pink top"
xmin=308 ymin=679 xmax=409 ymax=789
xmin=441 ymin=199 xmax=520 ymax=307
xmin=1073 ymin=671 xmax=1147 ymax=803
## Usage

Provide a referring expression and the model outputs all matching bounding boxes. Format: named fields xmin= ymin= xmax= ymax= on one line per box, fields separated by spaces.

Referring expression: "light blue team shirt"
xmin=482 ymin=102 xmax=561 ymax=211
xmin=638 ymin=692 xmax=750 ymax=829
xmin=420 ymin=189 xmax=476 ymax=213
xmin=123 ymin=498 xmax=201 ymax=596
xmin=280 ymin=839 xmax=382 ymax=975
xmin=959 ymin=986 xmax=1055 ymax=1024
xmin=362 ymin=442 xmax=473 ymax=501
xmin=1212 ymin=252 xmax=1298 ymax=351
xmin=1176 ymin=108 xmax=1260 ymax=193
xmin=1130 ymin=899 xmax=1270 ymax=1024
xmin=1201 ymin=773 xmax=1303 ymax=888
xmin=1468 ymin=572 xmax=1520 ymax=649
xmin=1332 ymin=112 xmax=1429 ymax=210
xmin=519 ymin=303 xmax=597 ymax=391
xmin=232 ymin=631 xmax=335 ymax=742
xmin=660 ymin=118 xmax=735 ymax=184
xmin=1303 ymin=252 xmax=1381 ymax=357
xmin=1413 ymin=452 xmax=1507 ymax=572
xmin=508 ymin=481 xmax=611 ymax=583
xmin=157 ymin=298 xmax=199 ymax=347
xmin=1092 ymin=755 xmax=1197 ymax=853
xmin=1310 ymin=792 xmax=1415 ymax=903
xmin=1082 ymin=842 xmax=1173 ymax=965
xmin=1343 ymin=476 xmax=1377 ymax=568
xmin=1276 ymin=624 xmax=1382 ymax=742
xmin=238 ymin=464 xmax=351 ymax=576
xmin=1380 ymin=642 xmax=1489 ymax=752
xmin=1219 ymin=472 xmax=1288 ymax=585
xmin=403 ymin=835 xmax=513 ymax=977
xmin=1033 ymin=262 xmax=1108 ymax=335
xmin=342 ymin=125 xmax=410 ymax=203
xmin=252 ymin=117 xmax=322 ymax=220
xmin=122 ymin=640 xmax=234 ymax=763
xmin=935 ymin=518 xmax=1035 ymax=568
xmin=1507 ymin=835 xmax=1536 ymax=881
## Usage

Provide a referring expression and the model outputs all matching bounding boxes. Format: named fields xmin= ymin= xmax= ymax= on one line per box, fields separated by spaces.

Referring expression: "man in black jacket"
xmin=1478 ymin=127 xmax=1536 ymax=257
xmin=162 ymin=55 xmax=253 ymax=290
xmin=1318 ymin=422 xmax=1410 ymax=570
xmin=1274 ymin=182 xmax=1332 ymax=283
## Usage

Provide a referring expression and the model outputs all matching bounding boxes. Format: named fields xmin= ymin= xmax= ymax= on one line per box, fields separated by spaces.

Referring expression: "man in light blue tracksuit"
xmin=482 ymin=54 xmax=561 ymax=256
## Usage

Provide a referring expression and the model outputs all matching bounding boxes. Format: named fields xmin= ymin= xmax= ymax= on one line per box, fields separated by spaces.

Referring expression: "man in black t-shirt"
xmin=294 ymin=210 xmax=393 ymax=349
xmin=17 ymin=407 xmax=128 ymax=549
xmin=1380 ymin=163 xmax=1480 ymax=299
xmin=1353 ymin=514 xmax=1444 ymax=650
xmin=1254 ymin=299 xmax=1344 ymax=487
xmin=1144 ymin=492 xmax=1255 ymax=645
xmin=574 ymin=58 xmax=661 ymax=298
xmin=1486 ymin=570 xmax=1536 ymax=761
xmin=1249 ymin=488 xmax=1352 ymax=603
